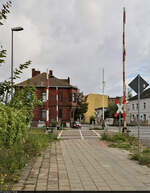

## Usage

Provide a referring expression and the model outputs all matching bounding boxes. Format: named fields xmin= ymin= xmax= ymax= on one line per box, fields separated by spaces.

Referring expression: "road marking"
xmin=57 ymin=130 xmax=63 ymax=139
xmin=92 ymin=130 xmax=101 ymax=138
xmin=79 ymin=130 xmax=84 ymax=140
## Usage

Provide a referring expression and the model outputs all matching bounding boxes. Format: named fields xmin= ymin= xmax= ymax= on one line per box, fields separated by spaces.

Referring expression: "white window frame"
xmin=42 ymin=92 xmax=46 ymax=102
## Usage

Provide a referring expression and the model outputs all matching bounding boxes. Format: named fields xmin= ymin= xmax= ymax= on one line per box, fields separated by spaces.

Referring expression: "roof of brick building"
xmin=16 ymin=72 xmax=77 ymax=88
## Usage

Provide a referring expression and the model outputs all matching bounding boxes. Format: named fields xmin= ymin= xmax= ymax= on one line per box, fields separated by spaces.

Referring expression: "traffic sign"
xmin=128 ymin=75 xmax=149 ymax=94
xmin=114 ymin=100 xmax=125 ymax=118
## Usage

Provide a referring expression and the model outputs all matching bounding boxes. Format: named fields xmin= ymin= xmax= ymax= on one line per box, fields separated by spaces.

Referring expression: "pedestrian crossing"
xmin=57 ymin=129 xmax=101 ymax=140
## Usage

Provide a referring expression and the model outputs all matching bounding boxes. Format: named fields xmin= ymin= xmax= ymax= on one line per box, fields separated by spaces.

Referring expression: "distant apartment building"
xmin=84 ymin=94 xmax=108 ymax=123
xmin=108 ymin=96 xmax=123 ymax=104
xmin=127 ymin=88 xmax=150 ymax=125
xmin=16 ymin=69 xmax=78 ymax=127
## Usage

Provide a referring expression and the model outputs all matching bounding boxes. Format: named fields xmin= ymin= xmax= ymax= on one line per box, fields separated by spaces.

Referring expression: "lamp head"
xmin=11 ymin=26 xmax=24 ymax=31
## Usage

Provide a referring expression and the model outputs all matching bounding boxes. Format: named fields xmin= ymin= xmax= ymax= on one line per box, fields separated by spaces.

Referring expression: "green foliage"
xmin=10 ymin=85 xmax=42 ymax=125
xmin=0 ymin=61 xmax=31 ymax=104
xmin=0 ymin=1 xmax=12 ymax=73
xmin=104 ymin=103 xmax=118 ymax=118
xmin=0 ymin=132 xmax=57 ymax=190
xmin=50 ymin=121 xmax=57 ymax=127
xmin=0 ymin=85 xmax=41 ymax=147
xmin=101 ymin=133 xmax=127 ymax=142
xmin=0 ymin=1 xmax=12 ymax=25
xmin=0 ymin=47 xmax=6 ymax=64
xmin=0 ymin=103 xmax=28 ymax=146
xmin=130 ymin=151 xmax=150 ymax=166
xmin=101 ymin=133 xmax=138 ymax=151
xmin=90 ymin=115 xmax=95 ymax=124
xmin=109 ymin=143 xmax=131 ymax=150
xmin=143 ymin=148 xmax=150 ymax=154
xmin=74 ymin=91 xmax=88 ymax=121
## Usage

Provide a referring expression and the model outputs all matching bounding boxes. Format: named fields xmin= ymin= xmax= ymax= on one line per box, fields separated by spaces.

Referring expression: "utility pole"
xmin=102 ymin=68 xmax=105 ymax=121
xmin=102 ymin=68 xmax=106 ymax=132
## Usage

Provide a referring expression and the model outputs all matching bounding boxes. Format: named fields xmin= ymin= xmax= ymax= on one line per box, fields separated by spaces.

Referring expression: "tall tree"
xmin=74 ymin=90 xmax=88 ymax=121
xmin=0 ymin=1 xmax=12 ymax=65
xmin=104 ymin=103 xmax=118 ymax=118
xmin=0 ymin=1 xmax=32 ymax=104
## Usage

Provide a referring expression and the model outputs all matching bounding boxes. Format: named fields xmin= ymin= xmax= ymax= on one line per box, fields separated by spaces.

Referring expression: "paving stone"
xmin=13 ymin=128 xmax=150 ymax=191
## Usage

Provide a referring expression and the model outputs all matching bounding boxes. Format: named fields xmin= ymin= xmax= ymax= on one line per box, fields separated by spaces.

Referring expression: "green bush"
xmin=0 ymin=104 xmax=28 ymax=146
xmin=101 ymin=133 xmax=126 ymax=142
xmin=143 ymin=148 xmax=150 ymax=154
xmin=0 ymin=132 xmax=57 ymax=190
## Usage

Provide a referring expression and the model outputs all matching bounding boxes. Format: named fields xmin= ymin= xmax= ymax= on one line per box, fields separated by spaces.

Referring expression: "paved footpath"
xmin=12 ymin=130 xmax=150 ymax=191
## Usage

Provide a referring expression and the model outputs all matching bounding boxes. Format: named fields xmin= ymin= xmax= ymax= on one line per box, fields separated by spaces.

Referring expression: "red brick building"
xmin=16 ymin=69 xmax=78 ymax=127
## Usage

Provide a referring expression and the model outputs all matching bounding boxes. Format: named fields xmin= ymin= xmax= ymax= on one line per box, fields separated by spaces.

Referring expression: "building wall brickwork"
xmin=17 ymin=69 xmax=78 ymax=126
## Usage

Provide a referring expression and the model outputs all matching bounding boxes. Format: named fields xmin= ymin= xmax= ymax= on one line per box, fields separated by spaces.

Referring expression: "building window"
xmin=58 ymin=109 xmax=62 ymax=118
xmin=71 ymin=111 xmax=74 ymax=118
xmin=59 ymin=93 xmax=63 ymax=102
xmin=42 ymin=93 xmax=46 ymax=102
xmin=136 ymin=104 xmax=138 ymax=110
xmin=144 ymin=114 xmax=146 ymax=121
xmin=132 ymin=104 xmax=134 ymax=110
xmin=72 ymin=93 xmax=76 ymax=102
xmin=144 ymin=102 xmax=146 ymax=109
xmin=132 ymin=114 xmax=135 ymax=120
xmin=137 ymin=114 xmax=138 ymax=120
xmin=26 ymin=92 xmax=31 ymax=100
xmin=42 ymin=109 xmax=46 ymax=119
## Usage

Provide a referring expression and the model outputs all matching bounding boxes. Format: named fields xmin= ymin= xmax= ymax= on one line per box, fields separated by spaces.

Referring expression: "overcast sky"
xmin=0 ymin=0 xmax=150 ymax=97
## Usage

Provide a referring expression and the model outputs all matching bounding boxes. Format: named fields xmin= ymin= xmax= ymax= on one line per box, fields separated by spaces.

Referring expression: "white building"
xmin=127 ymin=88 xmax=150 ymax=125
xmin=95 ymin=107 xmax=108 ymax=124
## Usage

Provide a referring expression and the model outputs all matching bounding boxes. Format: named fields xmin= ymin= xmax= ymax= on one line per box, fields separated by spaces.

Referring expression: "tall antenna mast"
xmin=123 ymin=7 xmax=127 ymax=129
xmin=102 ymin=68 xmax=105 ymax=122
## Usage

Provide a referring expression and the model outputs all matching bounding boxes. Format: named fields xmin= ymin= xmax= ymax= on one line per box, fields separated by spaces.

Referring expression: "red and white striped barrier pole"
xmin=123 ymin=7 xmax=127 ymax=128
xmin=56 ymin=87 xmax=59 ymax=123
xmin=46 ymin=69 xmax=49 ymax=128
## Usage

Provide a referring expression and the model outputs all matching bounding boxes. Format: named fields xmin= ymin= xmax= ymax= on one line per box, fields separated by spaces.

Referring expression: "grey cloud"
xmin=1 ymin=0 xmax=150 ymax=97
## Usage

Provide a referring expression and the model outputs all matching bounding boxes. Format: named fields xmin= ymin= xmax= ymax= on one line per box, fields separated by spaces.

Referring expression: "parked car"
xmin=72 ymin=121 xmax=81 ymax=128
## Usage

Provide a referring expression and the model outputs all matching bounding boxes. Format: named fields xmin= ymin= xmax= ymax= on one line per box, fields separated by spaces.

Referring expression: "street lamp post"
xmin=11 ymin=26 xmax=24 ymax=98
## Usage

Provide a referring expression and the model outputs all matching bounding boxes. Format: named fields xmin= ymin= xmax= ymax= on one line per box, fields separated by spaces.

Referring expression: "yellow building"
xmin=84 ymin=94 xmax=108 ymax=123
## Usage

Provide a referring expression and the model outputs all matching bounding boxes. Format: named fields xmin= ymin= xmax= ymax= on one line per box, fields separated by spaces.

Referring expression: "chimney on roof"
xmin=32 ymin=68 xmax=40 ymax=77
xmin=49 ymin=70 xmax=53 ymax=77
xmin=68 ymin=77 xmax=70 ymax=84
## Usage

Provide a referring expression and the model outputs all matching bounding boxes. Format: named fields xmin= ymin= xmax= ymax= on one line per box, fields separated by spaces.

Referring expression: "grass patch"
xmin=101 ymin=132 xmax=150 ymax=167
xmin=130 ymin=148 xmax=150 ymax=167
xmin=0 ymin=132 xmax=57 ymax=190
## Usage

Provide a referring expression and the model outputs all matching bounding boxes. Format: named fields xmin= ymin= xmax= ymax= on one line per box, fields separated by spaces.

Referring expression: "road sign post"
xmin=137 ymin=75 xmax=140 ymax=152
xmin=129 ymin=74 xmax=149 ymax=152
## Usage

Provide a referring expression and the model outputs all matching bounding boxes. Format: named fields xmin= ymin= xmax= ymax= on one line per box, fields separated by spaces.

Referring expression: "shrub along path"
xmin=12 ymin=130 xmax=150 ymax=191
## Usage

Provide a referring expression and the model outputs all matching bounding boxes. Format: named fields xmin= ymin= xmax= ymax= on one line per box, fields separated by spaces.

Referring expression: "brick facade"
xmin=16 ymin=69 xmax=78 ymax=127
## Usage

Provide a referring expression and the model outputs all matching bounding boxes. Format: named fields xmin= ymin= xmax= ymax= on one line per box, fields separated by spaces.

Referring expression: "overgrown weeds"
xmin=101 ymin=132 xmax=150 ymax=167
xmin=130 ymin=148 xmax=150 ymax=167
xmin=0 ymin=132 xmax=57 ymax=190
